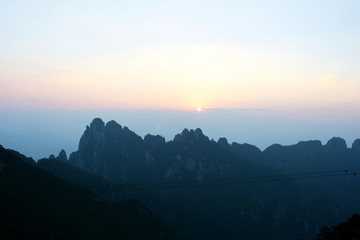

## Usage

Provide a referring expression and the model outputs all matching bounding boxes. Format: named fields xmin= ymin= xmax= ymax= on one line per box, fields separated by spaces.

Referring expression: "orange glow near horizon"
xmin=1 ymin=44 xmax=360 ymax=111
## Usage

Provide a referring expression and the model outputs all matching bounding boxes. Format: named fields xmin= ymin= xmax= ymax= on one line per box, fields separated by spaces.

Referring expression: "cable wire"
xmin=84 ymin=168 xmax=360 ymax=191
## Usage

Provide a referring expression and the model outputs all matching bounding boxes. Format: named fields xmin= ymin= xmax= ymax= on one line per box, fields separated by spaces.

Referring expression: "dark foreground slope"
xmin=316 ymin=214 xmax=360 ymax=240
xmin=0 ymin=145 xmax=180 ymax=240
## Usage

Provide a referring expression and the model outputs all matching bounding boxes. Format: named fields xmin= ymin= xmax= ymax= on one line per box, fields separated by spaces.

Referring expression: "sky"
xmin=0 ymin=1 xmax=360 ymax=159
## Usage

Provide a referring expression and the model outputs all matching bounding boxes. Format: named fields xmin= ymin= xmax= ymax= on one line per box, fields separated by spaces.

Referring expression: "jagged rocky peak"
xmin=48 ymin=154 xmax=56 ymax=160
xmin=105 ymin=120 xmax=126 ymax=135
xmin=217 ymin=137 xmax=229 ymax=148
xmin=77 ymin=118 xmax=143 ymax=152
xmin=144 ymin=134 xmax=166 ymax=145
xmin=79 ymin=118 xmax=106 ymax=150
xmin=68 ymin=151 xmax=79 ymax=162
xmin=193 ymin=128 xmax=204 ymax=138
xmin=179 ymin=128 xmax=190 ymax=138
xmin=104 ymin=120 xmax=124 ymax=139
xmin=105 ymin=119 xmax=121 ymax=128
xmin=325 ymin=137 xmax=347 ymax=151
xmin=174 ymin=128 xmax=209 ymax=142
xmin=56 ymin=149 xmax=67 ymax=161
xmin=174 ymin=128 xmax=188 ymax=142
xmin=89 ymin=117 xmax=105 ymax=129
xmin=352 ymin=139 xmax=360 ymax=151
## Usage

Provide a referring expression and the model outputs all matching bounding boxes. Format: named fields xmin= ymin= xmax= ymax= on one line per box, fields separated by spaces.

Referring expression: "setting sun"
xmin=197 ymin=107 xmax=202 ymax=112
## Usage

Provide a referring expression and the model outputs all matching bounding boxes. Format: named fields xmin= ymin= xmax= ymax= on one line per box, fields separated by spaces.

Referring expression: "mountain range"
xmin=2 ymin=117 xmax=360 ymax=239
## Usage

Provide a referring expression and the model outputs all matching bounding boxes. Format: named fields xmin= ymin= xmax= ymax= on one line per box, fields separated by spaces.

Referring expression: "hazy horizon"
xmin=1 ymin=108 xmax=359 ymax=160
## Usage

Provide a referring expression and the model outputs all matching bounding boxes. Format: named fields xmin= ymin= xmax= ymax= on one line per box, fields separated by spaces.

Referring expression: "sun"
xmin=197 ymin=107 xmax=202 ymax=112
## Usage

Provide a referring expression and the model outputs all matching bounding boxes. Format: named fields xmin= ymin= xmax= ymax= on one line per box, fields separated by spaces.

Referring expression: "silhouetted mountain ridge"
xmin=63 ymin=118 xmax=360 ymax=240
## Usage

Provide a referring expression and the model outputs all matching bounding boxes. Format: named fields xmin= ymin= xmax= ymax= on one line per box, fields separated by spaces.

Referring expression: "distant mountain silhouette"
xmin=0 ymin=145 xmax=180 ymax=240
xmin=62 ymin=118 xmax=360 ymax=240
xmin=256 ymin=137 xmax=360 ymax=213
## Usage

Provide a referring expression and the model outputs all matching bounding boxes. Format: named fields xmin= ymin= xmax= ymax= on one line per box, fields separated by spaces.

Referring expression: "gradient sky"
xmin=1 ymin=1 xmax=360 ymax=159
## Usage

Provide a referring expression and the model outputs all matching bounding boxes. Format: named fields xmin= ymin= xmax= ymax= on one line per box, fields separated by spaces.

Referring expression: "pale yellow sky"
xmin=1 ymin=1 xmax=360 ymax=114
xmin=1 ymin=44 xmax=359 ymax=111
